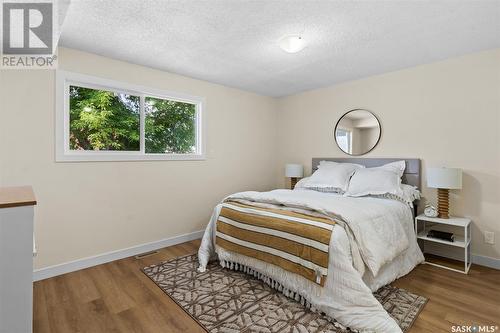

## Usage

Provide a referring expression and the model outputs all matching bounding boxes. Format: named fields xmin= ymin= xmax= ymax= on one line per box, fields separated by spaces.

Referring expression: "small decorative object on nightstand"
xmin=285 ymin=164 xmax=303 ymax=189
xmin=424 ymin=204 xmax=438 ymax=218
xmin=415 ymin=214 xmax=472 ymax=274
xmin=426 ymin=167 xmax=462 ymax=219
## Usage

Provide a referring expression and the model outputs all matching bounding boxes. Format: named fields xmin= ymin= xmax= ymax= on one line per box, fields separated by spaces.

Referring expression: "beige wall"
xmin=1 ymin=47 xmax=499 ymax=270
xmin=276 ymin=48 xmax=500 ymax=260
xmin=0 ymin=48 xmax=278 ymax=269
xmin=359 ymin=127 xmax=379 ymax=154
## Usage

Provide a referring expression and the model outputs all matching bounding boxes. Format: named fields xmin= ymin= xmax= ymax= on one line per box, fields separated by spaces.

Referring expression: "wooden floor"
xmin=34 ymin=240 xmax=500 ymax=333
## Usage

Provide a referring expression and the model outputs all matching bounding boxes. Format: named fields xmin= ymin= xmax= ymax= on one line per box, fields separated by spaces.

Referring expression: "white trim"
xmin=32 ymin=228 xmax=499 ymax=282
xmin=471 ymin=254 xmax=500 ymax=270
xmin=55 ymin=70 xmax=207 ymax=162
xmin=33 ymin=230 xmax=204 ymax=281
xmin=140 ymin=95 xmax=145 ymax=153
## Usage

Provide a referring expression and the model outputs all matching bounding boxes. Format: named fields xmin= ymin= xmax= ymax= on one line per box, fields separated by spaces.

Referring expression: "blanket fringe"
xmin=219 ymin=259 xmax=358 ymax=333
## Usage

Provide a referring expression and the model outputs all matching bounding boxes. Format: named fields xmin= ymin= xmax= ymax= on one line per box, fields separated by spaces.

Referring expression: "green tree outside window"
xmin=145 ymin=97 xmax=196 ymax=154
xmin=69 ymin=86 xmax=197 ymax=154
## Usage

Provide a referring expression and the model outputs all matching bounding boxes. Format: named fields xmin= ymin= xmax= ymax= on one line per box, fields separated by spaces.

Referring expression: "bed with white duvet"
xmin=198 ymin=159 xmax=424 ymax=333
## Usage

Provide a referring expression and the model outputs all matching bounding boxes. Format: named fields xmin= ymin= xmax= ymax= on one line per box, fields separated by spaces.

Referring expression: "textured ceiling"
xmin=60 ymin=0 xmax=500 ymax=97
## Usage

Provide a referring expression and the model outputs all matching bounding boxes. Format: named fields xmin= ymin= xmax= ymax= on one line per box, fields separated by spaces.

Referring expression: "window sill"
xmin=55 ymin=153 xmax=206 ymax=162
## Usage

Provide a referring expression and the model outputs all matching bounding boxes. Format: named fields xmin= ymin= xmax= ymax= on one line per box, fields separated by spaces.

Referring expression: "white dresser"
xmin=0 ymin=186 xmax=36 ymax=333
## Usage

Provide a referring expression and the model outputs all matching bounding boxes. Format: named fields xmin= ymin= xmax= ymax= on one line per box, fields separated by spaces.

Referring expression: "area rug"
xmin=142 ymin=254 xmax=427 ymax=333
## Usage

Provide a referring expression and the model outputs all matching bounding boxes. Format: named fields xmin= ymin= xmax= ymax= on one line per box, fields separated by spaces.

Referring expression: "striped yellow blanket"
xmin=215 ymin=201 xmax=335 ymax=286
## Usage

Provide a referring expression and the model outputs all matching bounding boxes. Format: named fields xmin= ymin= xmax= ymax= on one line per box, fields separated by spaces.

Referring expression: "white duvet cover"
xmin=198 ymin=189 xmax=424 ymax=333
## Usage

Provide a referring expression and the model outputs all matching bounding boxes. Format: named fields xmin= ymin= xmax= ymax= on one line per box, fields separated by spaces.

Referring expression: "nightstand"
xmin=415 ymin=214 xmax=472 ymax=274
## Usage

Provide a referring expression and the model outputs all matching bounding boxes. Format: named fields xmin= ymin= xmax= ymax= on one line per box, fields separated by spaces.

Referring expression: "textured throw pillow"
xmin=294 ymin=178 xmax=343 ymax=193
xmin=301 ymin=162 xmax=364 ymax=192
xmin=371 ymin=184 xmax=421 ymax=207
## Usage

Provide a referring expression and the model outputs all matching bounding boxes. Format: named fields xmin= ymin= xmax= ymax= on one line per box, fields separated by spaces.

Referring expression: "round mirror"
xmin=334 ymin=109 xmax=381 ymax=155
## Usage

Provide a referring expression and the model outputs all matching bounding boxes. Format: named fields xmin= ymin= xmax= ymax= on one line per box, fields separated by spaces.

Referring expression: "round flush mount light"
xmin=279 ymin=34 xmax=306 ymax=53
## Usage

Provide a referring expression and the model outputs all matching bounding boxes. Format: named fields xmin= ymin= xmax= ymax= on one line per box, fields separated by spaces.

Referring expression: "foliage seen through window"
xmin=69 ymin=85 xmax=197 ymax=154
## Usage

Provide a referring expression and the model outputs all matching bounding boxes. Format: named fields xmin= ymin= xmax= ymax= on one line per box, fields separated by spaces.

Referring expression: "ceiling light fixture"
xmin=279 ymin=34 xmax=306 ymax=53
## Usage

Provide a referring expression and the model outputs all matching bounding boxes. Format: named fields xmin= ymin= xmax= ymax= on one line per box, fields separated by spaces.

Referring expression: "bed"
xmin=198 ymin=158 xmax=424 ymax=333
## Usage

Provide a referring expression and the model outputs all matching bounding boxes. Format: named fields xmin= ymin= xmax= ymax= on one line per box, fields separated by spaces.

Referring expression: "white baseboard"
xmin=471 ymin=254 xmax=500 ymax=270
xmin=34 ymin=230 xmax=499 ymax=281
xmin=33 ymin=230 xmax=204 ymax=281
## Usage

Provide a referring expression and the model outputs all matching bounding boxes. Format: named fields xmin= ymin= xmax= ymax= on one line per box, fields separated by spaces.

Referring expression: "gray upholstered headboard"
xmin=311 ymin=158 xmax=421 ymax=189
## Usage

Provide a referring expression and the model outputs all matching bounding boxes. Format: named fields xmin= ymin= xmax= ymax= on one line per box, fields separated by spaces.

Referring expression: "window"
xmin=144 ymin=97 xmax=196 ymax=154
xmin=69 ymin=86 xmax=141 ymax=151
xmin=335 ymin=128 xmax=352 ymax=154
xmin=56 ymin=71 xmax=205 ymax=161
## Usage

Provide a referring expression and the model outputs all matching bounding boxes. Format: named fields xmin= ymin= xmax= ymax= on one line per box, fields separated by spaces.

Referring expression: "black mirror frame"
xmin=334 ymin=109 xmax=381 ymax=156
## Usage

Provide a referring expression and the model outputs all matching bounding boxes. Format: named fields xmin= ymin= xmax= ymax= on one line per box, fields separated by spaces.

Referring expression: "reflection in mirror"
xmin=334 ymin=109 xmax=381 ymax=155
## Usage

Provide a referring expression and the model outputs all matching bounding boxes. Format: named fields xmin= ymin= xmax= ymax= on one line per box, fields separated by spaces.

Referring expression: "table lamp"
xmin=426 ymin=167 xmax=462 ymax=219
xmin=285 ymin=164 xmax=303 ymax=189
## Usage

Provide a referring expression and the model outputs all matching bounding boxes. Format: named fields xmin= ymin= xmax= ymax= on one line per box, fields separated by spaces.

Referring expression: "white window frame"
xmin=336 ymin=128 xmax=352 ymax=154
xmin=56 ymin=70 xmax=206 ymax=162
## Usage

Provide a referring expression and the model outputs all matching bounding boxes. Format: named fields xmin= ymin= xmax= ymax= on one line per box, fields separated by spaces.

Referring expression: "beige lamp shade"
xmin=285 ymin=164 xmax=304 ymax=178
xmin=427 ymin=167 xmax=462 ymax=189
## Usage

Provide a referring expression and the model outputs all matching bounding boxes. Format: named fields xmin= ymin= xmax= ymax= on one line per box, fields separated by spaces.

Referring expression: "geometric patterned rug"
xmin=142 ymin=254 xmax=427 ymax=333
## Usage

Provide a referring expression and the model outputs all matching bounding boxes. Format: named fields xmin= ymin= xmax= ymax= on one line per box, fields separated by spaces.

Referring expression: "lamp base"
xmin=290 ymin=177 xmax=299 ymax=190
xmin=437 ymin=188 xmax=450 ymax=219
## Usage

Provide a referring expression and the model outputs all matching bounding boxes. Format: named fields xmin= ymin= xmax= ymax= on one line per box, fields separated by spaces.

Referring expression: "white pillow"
xmin=302 ymin=162 xmax=364 ymax=192
xmin=345 ymin=168 xmax=402 ymax=197
xmin=370 ymin=160 xmax=406 ymax=177
xmin=344 ymin=160 xmax=407 ymax=197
